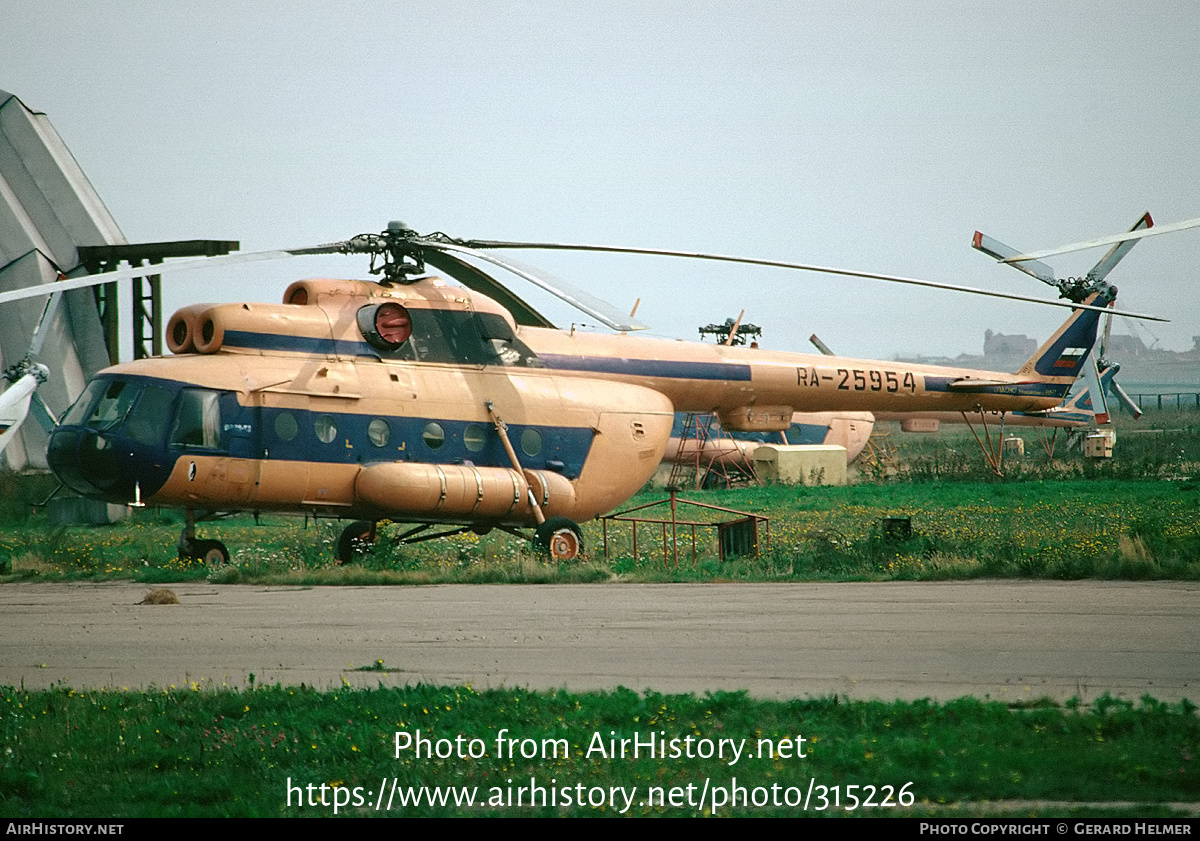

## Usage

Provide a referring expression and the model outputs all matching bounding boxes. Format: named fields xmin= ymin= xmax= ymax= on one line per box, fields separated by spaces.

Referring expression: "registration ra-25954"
xmin=796 ymin=366 xmax=918 ymax=393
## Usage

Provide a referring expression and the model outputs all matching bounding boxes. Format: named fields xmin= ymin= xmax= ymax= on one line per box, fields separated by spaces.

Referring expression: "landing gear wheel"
xmin=180 ymin=538 xmax=229 ymax=565
xmin=336 ymin=520 xmax=377 ymax=565
xmin=198 ymin=539 xmax=230 ymax=566
xmin=534 ymin=516 xmax=584 ymax=562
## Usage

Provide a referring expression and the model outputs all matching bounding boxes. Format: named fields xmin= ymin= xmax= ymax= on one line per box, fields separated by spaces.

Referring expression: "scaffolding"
xmin=667 ymin=412 xmax=757 ymax=490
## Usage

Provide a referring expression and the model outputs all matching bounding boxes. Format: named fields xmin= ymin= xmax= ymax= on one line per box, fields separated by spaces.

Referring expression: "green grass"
xmin=1 ymin=684 xmax=1196 ymax=817
xmin=1 ymin=478 xmax=1196 ymax=584
xmin=1 ymin=410 xmax=1197 ymax=583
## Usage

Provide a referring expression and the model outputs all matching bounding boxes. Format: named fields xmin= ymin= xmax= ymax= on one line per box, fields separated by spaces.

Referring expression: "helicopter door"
xmin=169 ymin=388 xmax=260 ymax=504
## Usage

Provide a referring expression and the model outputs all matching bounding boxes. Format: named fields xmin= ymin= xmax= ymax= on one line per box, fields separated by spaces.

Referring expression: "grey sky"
xmin=6 ymin=1 xmax=1198 ymax=360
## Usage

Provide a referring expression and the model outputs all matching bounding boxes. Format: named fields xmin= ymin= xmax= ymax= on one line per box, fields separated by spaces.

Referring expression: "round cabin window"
xmin=463 ymin=424 xmax=487 ymax=453
xmin=315 ymin=415 xmax=337 ymax=444
xmin=368 ymin=418 xmax=390 ymax=447
xmin=274 ymin=412 xmax=299 ymax=442
xmin=520 ymin=428 xmax=542 ymax=457
xmin=422 ymin=422 xmax=445 ymax=450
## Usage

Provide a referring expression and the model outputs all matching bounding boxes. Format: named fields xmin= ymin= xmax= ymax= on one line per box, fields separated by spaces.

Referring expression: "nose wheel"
xmin=534 ymin=516 xmax=584 ymax=562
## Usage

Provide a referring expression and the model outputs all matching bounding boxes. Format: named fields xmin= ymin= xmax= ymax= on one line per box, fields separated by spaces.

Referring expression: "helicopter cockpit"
xmin=48 ymin=376 xmax=239 ymax=501
xmin=355 ymin=301 xmax=542 ymax=368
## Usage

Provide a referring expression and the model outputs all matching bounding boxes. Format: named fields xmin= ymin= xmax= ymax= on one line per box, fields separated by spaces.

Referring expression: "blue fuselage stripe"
xmin=225 ymin=331 xmax=753 ymax=381
xmin=539 ymin=354 xmax=752 ymax=381
xmin=224 ymin=330 xmax=373 ymax=357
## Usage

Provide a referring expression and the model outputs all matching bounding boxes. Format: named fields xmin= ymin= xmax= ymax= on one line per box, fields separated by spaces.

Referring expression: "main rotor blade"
xmin=1004 ymin=214 xmax=1200 ymax=262
xmin=0 ymin=247 xmax=312 ymax=307
xmin=0 ymin=373 xmax=39 ymax=456
xmin=458 ymin=239 xmax=1167 ymax=322
xmin=418 ymin=249 xmax=555 ymax=328
xmin=417 ymin=240 xmax=648 ymax=331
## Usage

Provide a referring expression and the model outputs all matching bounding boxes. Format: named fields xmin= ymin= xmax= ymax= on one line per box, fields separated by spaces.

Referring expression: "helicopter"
xmin=1 ymin=221 xmax=1165 ymax=564
xmin=659 ymin=212 xmax=1163 ymax=482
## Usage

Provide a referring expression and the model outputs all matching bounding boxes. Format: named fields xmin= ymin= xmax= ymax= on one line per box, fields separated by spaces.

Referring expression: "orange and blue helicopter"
xmin=0 ymin=222 xmax=1165 ymax=563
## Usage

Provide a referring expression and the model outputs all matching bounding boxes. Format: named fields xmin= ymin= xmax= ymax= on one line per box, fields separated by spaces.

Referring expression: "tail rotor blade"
xmin=724 ymin=310 xmax=745 ymax=346
xmin=971 ymin=231 xmax=1059 ymax=288
xmin=1107 ymin=377 xmax=1143 ymax=419
xmin=1004 ymin=214 xmax=1200 ymax=262
xmin=1082 ymin=354 xmax=1110 ymax=425
xmin=1087 ymin=212 xmax=1153 ymax=285
xmin=809 ymin=334 xmax=835 ymax=356
xmin=1099 ymin=311 xmax=1113 ymax=360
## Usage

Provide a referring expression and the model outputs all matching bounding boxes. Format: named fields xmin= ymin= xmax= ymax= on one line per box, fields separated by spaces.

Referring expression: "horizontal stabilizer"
xmin=945 ymin=378 xmax=1025 ymax=389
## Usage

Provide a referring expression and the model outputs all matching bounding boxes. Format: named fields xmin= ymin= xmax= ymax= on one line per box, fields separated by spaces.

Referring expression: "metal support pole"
xmin=485 ymin=400 xmax=545 ymax=525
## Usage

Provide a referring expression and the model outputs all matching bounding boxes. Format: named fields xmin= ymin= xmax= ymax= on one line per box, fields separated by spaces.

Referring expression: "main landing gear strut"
xmin=333 ymin=516 xmax=586 ymax=564
xmin=176 ymin=508 xmax=586 ymax=567
xmin=178 ymin=508 xmax=230 ymax=565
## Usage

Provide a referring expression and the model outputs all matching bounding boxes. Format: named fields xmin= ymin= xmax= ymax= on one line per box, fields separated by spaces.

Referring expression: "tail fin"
xmin=1016 ymin=291 xmax=1108 ymax=381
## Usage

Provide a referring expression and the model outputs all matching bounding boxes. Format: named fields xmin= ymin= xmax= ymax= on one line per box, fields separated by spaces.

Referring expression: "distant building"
xmin=895 ymin=328 xmax=1199 ymax=391
xmin=1104 ymin=334 xmax=1148 ymax=357
xmin=982 ymin=330 xmax=1036 ymax=359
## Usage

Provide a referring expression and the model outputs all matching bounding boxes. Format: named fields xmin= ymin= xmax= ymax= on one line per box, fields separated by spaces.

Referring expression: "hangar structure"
xmin=0 ymin=90 xmax=235 ymax=471
xmin=0 ymin=89 xmax=117 ymax=471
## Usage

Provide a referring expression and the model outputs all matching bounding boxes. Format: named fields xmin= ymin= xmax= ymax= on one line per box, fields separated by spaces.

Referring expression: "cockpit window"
xmin=477 ymin=313 xmax=541 ymax=367
xmin=125 ymin=386 xmax=176 ymax=446
xmin=61 ymin=380 xmax=108 ymax=428
xmin=170 ymin=389 xmax=222 ymax=448
xmin=358 ymin=303 xmax=413 ymax=351
xmin=357 ymin=305 xmax=541 ymax=367
xmin=86 ymin=380 xmax=140 ymax=432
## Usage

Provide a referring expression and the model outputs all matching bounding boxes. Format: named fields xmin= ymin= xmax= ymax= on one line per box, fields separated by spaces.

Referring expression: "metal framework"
xmin=667 ymin=412 xmax=757 ymax=490
xmin=601 ymin=488 xmax=769 ymax=567
xmin=78 ymin=240 xmax=239 ymax=362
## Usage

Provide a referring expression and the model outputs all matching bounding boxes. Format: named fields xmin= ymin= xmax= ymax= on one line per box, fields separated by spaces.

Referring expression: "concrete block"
xmin=753 ymin=444 xmax=847 ymax=486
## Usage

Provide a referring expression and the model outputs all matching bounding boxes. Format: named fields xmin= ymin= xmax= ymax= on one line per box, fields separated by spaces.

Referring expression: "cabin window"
xmin=274 ymin=412 xmax=299 ymax=442
xmin=170 ymin=389 xmax=222 ymax=449
xmin=463 ymin=423 xmax=487 ymax=453
xmin=315 ymin=414 xmax=338 ymax=444
xmin=368 ymin=418 xmax=390 ymax=447
xmin=422 ymin=422 xmax=445 ymax=450
xmin=520 ymin=428 xmax=542 ymax=457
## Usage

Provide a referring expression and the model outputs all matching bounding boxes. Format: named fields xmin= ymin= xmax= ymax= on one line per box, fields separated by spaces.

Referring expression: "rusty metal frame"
xmin=601 ymin=488 xmax=769 ymax=567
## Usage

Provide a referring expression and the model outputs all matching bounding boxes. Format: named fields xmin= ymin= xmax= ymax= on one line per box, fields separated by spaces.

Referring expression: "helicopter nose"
xmin=47 ymin=426 xmax=140 ymax=501
xmin=47 ymin=377 xmax=174 ymax=503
